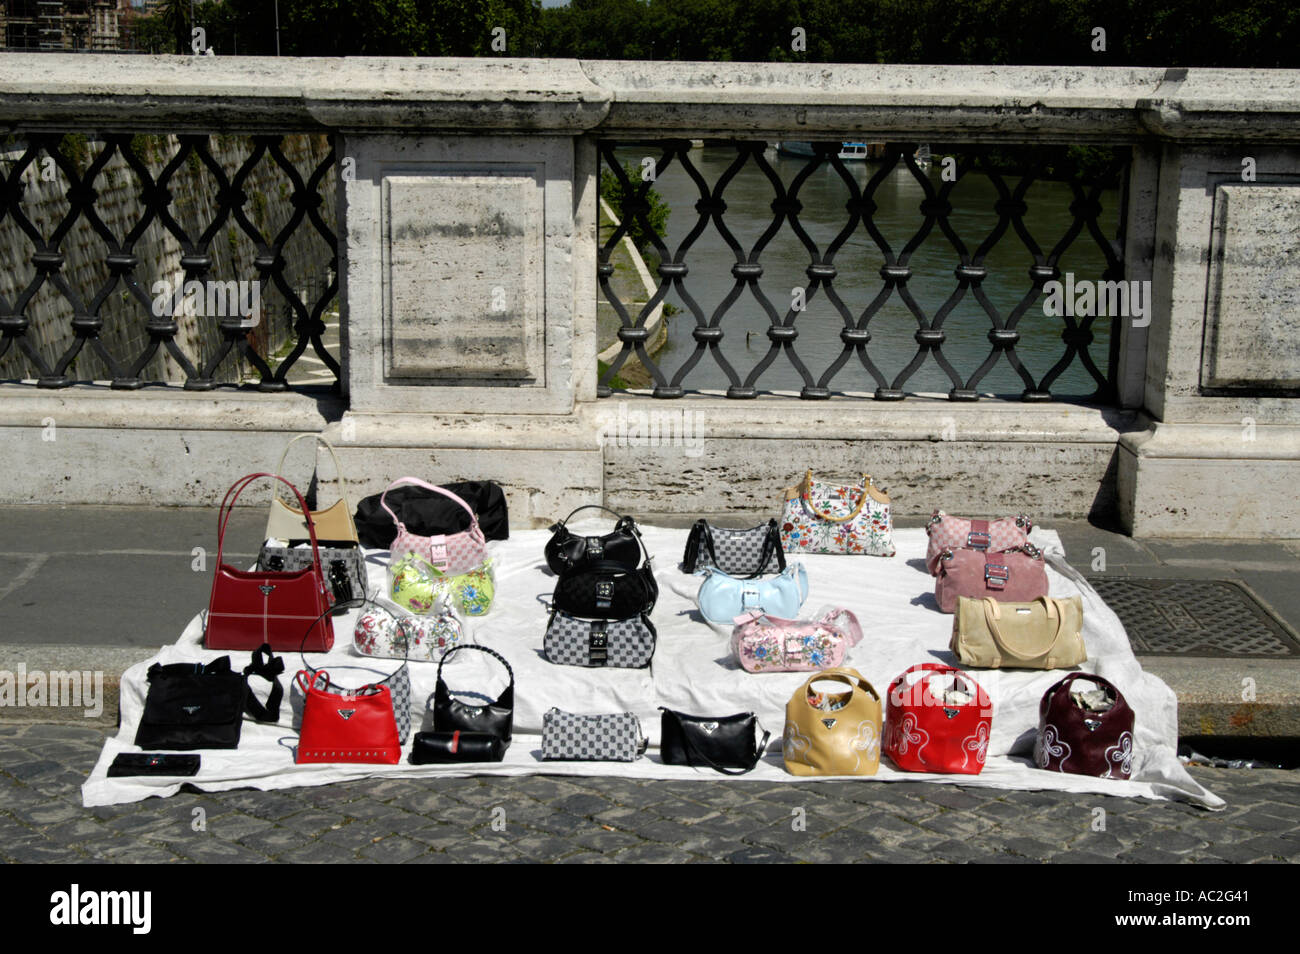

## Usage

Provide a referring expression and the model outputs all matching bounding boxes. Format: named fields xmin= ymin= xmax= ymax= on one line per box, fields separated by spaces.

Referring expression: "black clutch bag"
xmin=432 ymin=645 xmax=514 ymax=743
xmin=134 ymin=646 xmax=284 ymax=751
xmin=353 ymin=480 xmax=509 ymax=548
xmin=659 ymin=708 xmax=770 ymax=775
xmin=551 ymin=562 xmax=659 ymax=619
xmin=545 ymin=505 xmax=645 ymax=575
xmin=410 ymin=730 xmax=507 ymax=764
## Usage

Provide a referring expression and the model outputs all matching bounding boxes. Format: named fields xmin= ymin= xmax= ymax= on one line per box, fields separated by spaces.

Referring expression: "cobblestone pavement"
xmin=2 ymin=725 xmax=1298 ymax=863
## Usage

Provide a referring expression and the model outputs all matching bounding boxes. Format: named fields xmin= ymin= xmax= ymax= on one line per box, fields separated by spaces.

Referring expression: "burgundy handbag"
xmin=925 ymin=512 xmax=1033 ymax=575
xmin=1034 ymin=673 xmax=1135 ymax=780
xmin=205 ymin=473 xmax=334 ymax=652
xmin=884 ymin=663 xmax=993 ymax=776
xmin=933 ymin=543 xmax=1047 ymax=614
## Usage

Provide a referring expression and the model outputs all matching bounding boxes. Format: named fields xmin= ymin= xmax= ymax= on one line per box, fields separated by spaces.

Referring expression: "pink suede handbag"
xmin=933 ymin=544 xmax=1048 ymax=614
xmin=730 ymin=607 xmax=863 ymax=673
xmin=925 ymin=511 xmax=1033 ymax=575
xmin=381 ymin=478 xmax=488 ymax=575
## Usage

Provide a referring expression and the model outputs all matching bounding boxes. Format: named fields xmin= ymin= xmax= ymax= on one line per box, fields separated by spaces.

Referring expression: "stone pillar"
xmin=1118 ymin=141 xmax=1300 ymax=537
xmin=332 ymin=65 xmax=612 ymax=526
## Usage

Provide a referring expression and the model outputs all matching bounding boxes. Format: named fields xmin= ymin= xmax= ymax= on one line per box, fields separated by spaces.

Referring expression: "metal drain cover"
xmin=1086 ymin=577 xmax=1300 ymax=657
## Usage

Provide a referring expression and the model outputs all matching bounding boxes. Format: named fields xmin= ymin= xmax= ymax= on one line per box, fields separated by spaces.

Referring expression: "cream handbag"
xmin=265 ymin=434 xmax=359 ymax=543
xmin=782 ymin=667 xmax=882 ymax=777
xmin=951 ymin=595 xmax=1086 ymax=670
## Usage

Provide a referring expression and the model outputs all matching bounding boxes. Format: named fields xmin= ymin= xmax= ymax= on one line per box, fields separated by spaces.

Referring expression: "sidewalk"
xmin=0 ymin=506 xmax=1296 ymax=863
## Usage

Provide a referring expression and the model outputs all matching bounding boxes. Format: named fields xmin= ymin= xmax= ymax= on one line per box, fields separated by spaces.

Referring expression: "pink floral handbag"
xmin=779 ymin=471 xmax=895 ymax=557
xmin=381 ymin=478 xmax=488 ymax=576
xmin=731 ymin=607 xmax=863 ymax=673
xmin=925 ymin=511 xmax=1033 ymax=575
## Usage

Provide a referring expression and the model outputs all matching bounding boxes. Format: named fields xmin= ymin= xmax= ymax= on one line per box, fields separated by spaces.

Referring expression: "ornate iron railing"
xmin=598 ymin=140 xmax=1128 ymax=402
xmin=0 ymin=132 xmax=339 ymax=391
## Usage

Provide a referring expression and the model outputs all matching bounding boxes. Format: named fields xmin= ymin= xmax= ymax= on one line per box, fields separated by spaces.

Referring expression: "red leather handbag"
xmin=933 ymin=543 xmax=1048 ymax=614
xmin=294 ymin=670 xmax=401 ymax=764
xmin=204 ymin=473 xmax=335 ymax=652
xmin=884 ymin=663 xmax=992 ymax=775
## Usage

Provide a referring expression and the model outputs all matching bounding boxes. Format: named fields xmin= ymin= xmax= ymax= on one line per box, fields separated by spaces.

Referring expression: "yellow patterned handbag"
xmin=782 ymin=667 xmax=882 ymax=776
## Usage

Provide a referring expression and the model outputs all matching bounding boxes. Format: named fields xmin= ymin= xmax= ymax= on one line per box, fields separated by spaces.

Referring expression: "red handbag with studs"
xmin=204 ymin=473 xmax=335 ymax=652
xmin=884 ymin=663 xmax=993 ymax=775
xmin=294 ymin=670 xmax=401 ymax=764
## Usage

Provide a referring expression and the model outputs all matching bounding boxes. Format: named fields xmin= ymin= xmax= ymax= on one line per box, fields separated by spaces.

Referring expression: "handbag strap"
xmin=271 ymin=433 xmax=353 ymax=516
xmin=1050 ymin=671 xmax=1121 ymax=706
xmin=437 ymin=643 xmax=514 ymax=705
xmin=805 ymin=666 xmax=881 ymax=703
xmin=242 ymin=643 xmax=285 ymax=722
xmin=889 ymin=662 xmax=984 ymax=708
xmin=818 ymin=607 xmax=863 ymax=646
xmin=378 ymin=477 xmax=483 ymax=540
xmin=659 ymin=708 xmax=769 ymax=776
xmin=297 ymin=596 xmax=409 ymax=689
xmin=800 ymin=470 xmax=873 ymax=524
xmin=219 ymin=473 xmax=324 ymax=575
xmin=553 ymin=505 xmax=648 ymax=567
xmin=981 ymin=596 xmax=1065 ymax=661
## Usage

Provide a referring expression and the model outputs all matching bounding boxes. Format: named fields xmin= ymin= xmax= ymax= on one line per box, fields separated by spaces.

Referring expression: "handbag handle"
xmin=271 ymin=433 xmax=354 ymax=518
xmin=218 ymin=473 xmax=324 ymax=577
xmin=704 ymin=519 xmax=783 ymax=579
xmin=659 ymin=708 xmax=769 ymax=776
xmin=800 ymin=470 xmax=873 ymax=524
xmin=437 ymin=644 xmax=515 ymax=703
xmin=1048 ymin=671 xmax=1121 ymax=708
xmin=981 ymin=596 xmax=1065 ymax=662
xmin=297 ymin=596 xmax=410 ymax=689
xmin=378 ymin=477 xmax=483 ymax=541
xmin=888 ymin=662 xmax=982 ymax=707
xmin=242 ymin=644 xmax=285 ymax=722
xmin=818 ymin=607 xmax=862 ymax=647
xmin=801 ymin=667 xmax=880 ymax=703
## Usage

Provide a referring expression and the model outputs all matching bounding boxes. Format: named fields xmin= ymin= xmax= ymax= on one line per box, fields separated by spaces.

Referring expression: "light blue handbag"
xmin=696 ymin=562 xmax=809 ymax=624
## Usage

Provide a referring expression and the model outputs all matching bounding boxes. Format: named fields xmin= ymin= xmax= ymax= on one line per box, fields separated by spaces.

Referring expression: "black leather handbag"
xmin=353 ymin=480 xmax=509 ymax=548
xmin=134 ymin=646 xmax=284 ymax=751
xmin=551 ymin=561 xmax=659 ymax=619
xmin=659 ymin=708 xmax=770 ymax=775
xmin=682 ymin=518 xmax=786 ymax=578
xmin=410 ymin=730 xmax=507 ymax=764
xmin=545 ymin=505 xmax=645 ymax=575
xmin=432 ymin=645 xmax=514 ymax=743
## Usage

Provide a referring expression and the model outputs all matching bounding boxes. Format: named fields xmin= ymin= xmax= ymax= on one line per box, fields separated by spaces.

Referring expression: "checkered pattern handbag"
xmin=258 ymin=541 xmax=368 ymax=604
xmin=543 ymin=610 xmax=656 ymax=668
xmin=682 ymin=519 xmax=785 ymax=578
xmin=541 ymin=709 xmax=647 ymax=762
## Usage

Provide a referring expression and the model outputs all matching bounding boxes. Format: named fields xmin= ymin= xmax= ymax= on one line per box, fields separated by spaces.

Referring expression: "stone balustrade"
xmin=0 ymin=55 xmax=1297 ymax=536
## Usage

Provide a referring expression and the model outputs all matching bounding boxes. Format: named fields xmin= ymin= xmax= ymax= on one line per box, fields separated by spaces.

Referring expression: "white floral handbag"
xmin=779 ymin=470 xmax=896 ymax=557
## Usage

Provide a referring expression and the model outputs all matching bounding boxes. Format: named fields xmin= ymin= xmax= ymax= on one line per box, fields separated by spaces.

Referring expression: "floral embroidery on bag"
xmin=780 ymin=475 xmax=896 ymax=557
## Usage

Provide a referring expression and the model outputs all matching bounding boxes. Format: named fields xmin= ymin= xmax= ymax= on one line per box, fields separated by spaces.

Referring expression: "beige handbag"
xmin=782 ymin=667 xmax=882 ymax=776
xmin=951 ymin=595 xmax=1086 ymax=670
xmin=265 ymin=434 xmax=359 ymax=543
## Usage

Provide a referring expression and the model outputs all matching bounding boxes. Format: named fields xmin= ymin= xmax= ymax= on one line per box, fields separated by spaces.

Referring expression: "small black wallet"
xmin=409 ymin=731 xmax=507 ymax=764
xmin=108 ymin=753 xmax=201 ymax=777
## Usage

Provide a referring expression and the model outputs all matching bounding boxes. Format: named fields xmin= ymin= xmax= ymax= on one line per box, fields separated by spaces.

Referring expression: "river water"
xmin=610 ymin=145 xmax=1121 ymax=399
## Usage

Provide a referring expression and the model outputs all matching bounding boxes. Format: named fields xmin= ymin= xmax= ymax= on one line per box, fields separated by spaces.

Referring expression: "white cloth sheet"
xmin=82 ymin=524 xmax=1223 ymax=809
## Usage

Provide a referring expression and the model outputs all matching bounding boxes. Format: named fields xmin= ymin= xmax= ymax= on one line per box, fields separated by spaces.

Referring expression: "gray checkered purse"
xmin=541 ymin=708 xmax=647 ymax=762
xmin=683 ymin=519 xmax=785 ymax=578
xmin=543 ymin=610 xmax=656 ymax=668
xmin=258 ymin=540 xmax=369 ymax=605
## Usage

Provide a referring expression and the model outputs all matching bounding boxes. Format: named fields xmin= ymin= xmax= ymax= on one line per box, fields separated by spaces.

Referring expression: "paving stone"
xmin=277 ymin=841 xmax=364 ymax=864
xmin=999 ymin=836 xmax=1065 ymax=860
xmin=1131 ymin=829 xmax=1209 ymax=854
xmin=1224 ymin=810 xmax=1297 ymax=834
xmin=556 ymin=792 xmax=615 ymax=817
xmin=918 ymin=809 xmax=999 ymax=839
xmin=6 ymin=841 xmax=86 ymax=862
xmin=359 ymin=836 xmax=431 ymax=864
xmin=232 ymin=825 xmax=313 ymax=858
xmin=409 ymin=822 xmax=474 ymax=851
xmin=98 ymin=844 xmax=186 ymax=863
xmin=5 ymin=760 xmax=63 ymax=780
xmin=1116 ymin=846 xmax=1197 ymax=864
xmin=511 ymin=832 xmax=605 ymax=862
xmin=1055 ymin=850 xmax=1122 ymax=863
xmin=564 ymin=827 xmax=645 ymax=854
xmin=609 ymin=843 xmax=702 ymax=864
xmin=726 ymin=844 xmax=797 ymax=863
xmin=276 ymin=809 xmax=349 ymax=835
xmin=553 ymin=850 xmax=610 ymax=864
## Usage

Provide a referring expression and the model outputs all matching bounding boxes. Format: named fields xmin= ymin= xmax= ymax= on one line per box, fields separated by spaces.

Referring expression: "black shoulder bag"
xmin=134 ymin=645 xmax=284 ymax=751
xmin=431 ymin=644 xmax=515 ymax=743
xmin=659 ymin=708 xmax=770 ymax=775
xmin=545 ymin=505 xmax=645 ymax=575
